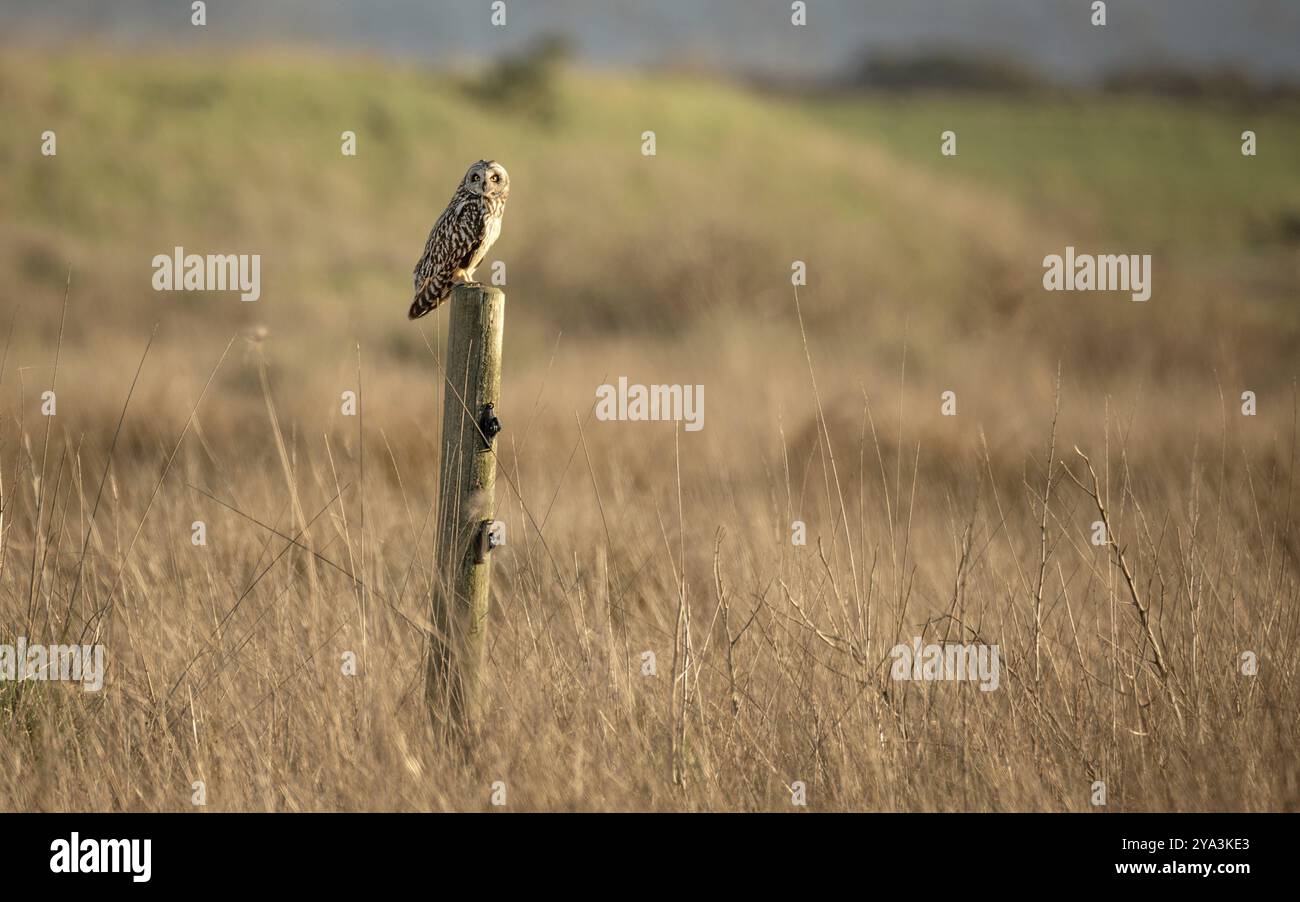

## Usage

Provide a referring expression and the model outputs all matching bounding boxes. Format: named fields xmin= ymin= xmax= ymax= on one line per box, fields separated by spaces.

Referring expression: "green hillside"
xmin=2 ymin=51 xmax=1296 ymax=383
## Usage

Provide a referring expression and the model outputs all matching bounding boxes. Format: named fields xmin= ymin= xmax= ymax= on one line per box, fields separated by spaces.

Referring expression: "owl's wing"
xmin=450 ymin=198 xmax=490 ymax=268
xmin=410 ymin=199 xmax=486 ymax=319
xmin=412 ymin=205 xmax=452 ymax=291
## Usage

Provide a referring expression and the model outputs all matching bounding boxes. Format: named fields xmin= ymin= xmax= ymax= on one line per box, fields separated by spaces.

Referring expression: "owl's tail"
xmin=408 ymin=282 xmax=444 ymax=320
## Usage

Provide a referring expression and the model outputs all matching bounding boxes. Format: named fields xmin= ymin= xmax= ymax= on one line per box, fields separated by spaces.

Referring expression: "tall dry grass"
xmin=1 ymin=279 xmax=1296 ymax=811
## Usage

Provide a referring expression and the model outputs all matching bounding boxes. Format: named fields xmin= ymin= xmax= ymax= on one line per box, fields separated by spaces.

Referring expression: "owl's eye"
xmin=490 ymin=174 xmax=501 ymax=183
xmin=470 ymin=174 xmax=480 ymax=182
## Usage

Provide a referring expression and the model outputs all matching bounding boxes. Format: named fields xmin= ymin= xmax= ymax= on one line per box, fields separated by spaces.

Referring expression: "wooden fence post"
xmin=428 ymin=283 xmax=505 ymax=737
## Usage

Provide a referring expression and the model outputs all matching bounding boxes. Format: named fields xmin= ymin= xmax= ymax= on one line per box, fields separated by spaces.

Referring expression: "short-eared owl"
xmin=409 ymin=159 xmax=510 ymax=319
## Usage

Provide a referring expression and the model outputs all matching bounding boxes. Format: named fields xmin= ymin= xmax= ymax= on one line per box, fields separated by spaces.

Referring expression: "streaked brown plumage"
xmin=409 ymin=160 xmax=510 ymax=319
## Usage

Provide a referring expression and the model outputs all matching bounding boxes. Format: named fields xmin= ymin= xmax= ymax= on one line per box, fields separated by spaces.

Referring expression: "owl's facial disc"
xmin=462 ymin=160 xmax=508 ymax=199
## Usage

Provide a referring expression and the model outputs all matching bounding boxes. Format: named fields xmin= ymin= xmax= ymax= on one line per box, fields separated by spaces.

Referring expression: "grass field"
xmin=1 ymin=49 xmax=1298 ymax=810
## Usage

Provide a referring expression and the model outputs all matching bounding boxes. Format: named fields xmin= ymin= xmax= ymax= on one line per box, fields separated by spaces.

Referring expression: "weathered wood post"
xmin=428 ymin=283 xmax=504 ymax=738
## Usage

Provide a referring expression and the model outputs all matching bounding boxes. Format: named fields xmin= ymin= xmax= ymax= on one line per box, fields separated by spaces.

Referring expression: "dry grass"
xmin=2 ymin=296 xmax=1296 ymax=811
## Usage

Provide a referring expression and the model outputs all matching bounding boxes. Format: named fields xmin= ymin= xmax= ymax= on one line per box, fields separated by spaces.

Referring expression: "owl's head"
xmin=462 ymin=160 xmax=509 ymax=199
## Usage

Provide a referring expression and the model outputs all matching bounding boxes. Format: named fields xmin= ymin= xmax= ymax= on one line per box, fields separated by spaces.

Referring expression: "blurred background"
xmin=2 ymin=0 xmax=1297 ymax=424
xmin=7 ymin=0 xmax=1300 ymax=82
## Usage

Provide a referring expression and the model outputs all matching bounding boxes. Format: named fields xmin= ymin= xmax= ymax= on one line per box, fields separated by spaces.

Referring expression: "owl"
xmin=409 ymin=159 xmax=510 ymax=319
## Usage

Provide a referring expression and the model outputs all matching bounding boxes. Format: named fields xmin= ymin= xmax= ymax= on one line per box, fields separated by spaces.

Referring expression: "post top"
xmin=451 ymin=283 xmax=504 ymax=299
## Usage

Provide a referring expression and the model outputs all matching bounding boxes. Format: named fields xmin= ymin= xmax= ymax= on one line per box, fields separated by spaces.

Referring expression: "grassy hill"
xmin=4 ymin=51 xmax=1297 ymax=365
